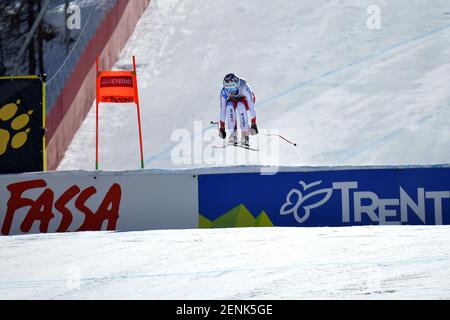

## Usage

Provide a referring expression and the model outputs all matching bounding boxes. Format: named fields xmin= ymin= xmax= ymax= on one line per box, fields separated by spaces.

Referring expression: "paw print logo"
xmin=280 ymin=181 xmax=333 ymax=224
xmin=0 ymin=100 xmax=33 ymax=156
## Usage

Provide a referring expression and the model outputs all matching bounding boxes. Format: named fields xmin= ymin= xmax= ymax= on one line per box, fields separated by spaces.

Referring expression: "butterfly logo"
xmin=280 ymin=181 xmax=333 ymax=224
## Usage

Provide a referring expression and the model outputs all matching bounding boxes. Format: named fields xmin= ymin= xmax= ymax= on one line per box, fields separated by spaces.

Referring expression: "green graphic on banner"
xmin=200 ymin=204 xmax=274 ymax=228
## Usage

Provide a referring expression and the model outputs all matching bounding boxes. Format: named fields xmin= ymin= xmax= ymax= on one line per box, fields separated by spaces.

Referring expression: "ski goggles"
xmin=225 ymin=87 xmax=239 ymax=95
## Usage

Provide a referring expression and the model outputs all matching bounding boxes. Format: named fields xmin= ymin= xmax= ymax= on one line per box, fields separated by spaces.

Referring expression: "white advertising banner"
xmin=0 ymin=170 xmax=199 ymax=236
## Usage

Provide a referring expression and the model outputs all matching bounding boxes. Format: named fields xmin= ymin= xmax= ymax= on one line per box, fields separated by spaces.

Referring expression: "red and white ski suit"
xmin=220 ymin=78 xmax=256 ymax=133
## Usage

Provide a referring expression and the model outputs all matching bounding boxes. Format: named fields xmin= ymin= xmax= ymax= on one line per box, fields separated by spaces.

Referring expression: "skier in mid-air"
xmin=219 ymin=73 xmax=258 ymax=147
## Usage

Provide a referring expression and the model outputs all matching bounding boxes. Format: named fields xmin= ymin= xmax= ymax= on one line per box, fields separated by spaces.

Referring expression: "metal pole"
xmin=133 ymin=56 xmax=145 ymax=169
xmin=14 ymin=0 xmax=53 ymax=75
xmin=0 ymin=31 xmax=4 ymax=75
xmin=96 ymin=56 xmax=99 ymax=170
xmin=64 ymin=0 xmax=69 ymax=54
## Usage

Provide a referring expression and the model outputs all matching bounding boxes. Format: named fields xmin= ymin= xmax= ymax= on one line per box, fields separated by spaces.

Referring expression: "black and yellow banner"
xmin=0 ymin=76 xmax=46 ymax=174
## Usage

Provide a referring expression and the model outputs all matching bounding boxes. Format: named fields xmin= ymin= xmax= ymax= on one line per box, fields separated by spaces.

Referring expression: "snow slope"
xmin=58 ymin=0 xmax=450 ymax=171
xmin=13 ymin=0 xmax=450 ymax=300
xmin=1 ymin=226 xmax=450 ymax=299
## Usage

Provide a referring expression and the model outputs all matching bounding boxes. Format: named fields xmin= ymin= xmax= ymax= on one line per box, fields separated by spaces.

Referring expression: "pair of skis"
xmin=210 ymin=121 xmax=298 ymax=152
xmin=212 ymin=144 xmax=259 ymax=152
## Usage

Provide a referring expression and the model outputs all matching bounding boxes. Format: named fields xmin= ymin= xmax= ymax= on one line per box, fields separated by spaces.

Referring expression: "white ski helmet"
xmin=223 ymin=73 xmax=240 ymax=90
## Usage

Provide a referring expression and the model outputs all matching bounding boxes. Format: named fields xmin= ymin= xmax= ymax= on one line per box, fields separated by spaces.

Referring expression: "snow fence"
xmin=0 ymin=165 xmax=449 ymax=236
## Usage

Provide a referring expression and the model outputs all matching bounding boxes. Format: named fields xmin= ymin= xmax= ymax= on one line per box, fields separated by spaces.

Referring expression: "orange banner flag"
xmin=96 ymin=71 xmax=138 ymax=104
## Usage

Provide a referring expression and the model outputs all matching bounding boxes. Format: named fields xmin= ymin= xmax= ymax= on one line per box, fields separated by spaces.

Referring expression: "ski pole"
xmin=210 ymin=121 xmax=297 ymax=147
xmin=260 ymin=132 xmax=297 ymax=147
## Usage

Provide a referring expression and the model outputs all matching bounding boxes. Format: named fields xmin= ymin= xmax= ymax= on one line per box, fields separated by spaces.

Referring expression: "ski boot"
xmin=228 ymin=131 xmax=238 ymax=146
xmin=241 ymin=135 xmax=250 ymax=148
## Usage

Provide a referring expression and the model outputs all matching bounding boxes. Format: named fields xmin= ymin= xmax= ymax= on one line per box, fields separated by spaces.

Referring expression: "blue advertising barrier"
xmin=198 ymin=167 xmax=450 ymax=227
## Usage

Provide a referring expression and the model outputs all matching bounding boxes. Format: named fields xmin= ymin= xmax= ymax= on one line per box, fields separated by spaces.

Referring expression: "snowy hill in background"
xmin=58 ymin=0 xmax=450 ymax=171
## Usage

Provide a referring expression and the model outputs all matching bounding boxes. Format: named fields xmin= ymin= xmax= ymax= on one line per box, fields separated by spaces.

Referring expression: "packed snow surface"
xmin=1 ymin=226 xmax=449 ymax=299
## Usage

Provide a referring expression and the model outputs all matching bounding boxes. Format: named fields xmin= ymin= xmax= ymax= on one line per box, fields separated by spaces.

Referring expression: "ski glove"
xmin=219 ymin=127 xmax=226 ymax=139
xmin=250 ymin=123 xmax=259 ymax=136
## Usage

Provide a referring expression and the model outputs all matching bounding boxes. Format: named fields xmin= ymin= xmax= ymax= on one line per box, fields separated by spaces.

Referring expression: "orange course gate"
xmin=95 ymin=56 xmax=144 ymax=170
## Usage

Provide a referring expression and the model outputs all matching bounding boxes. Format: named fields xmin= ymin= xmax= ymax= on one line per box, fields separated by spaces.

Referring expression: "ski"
xmin=212 ymin=144 xmax=259 ymax=152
